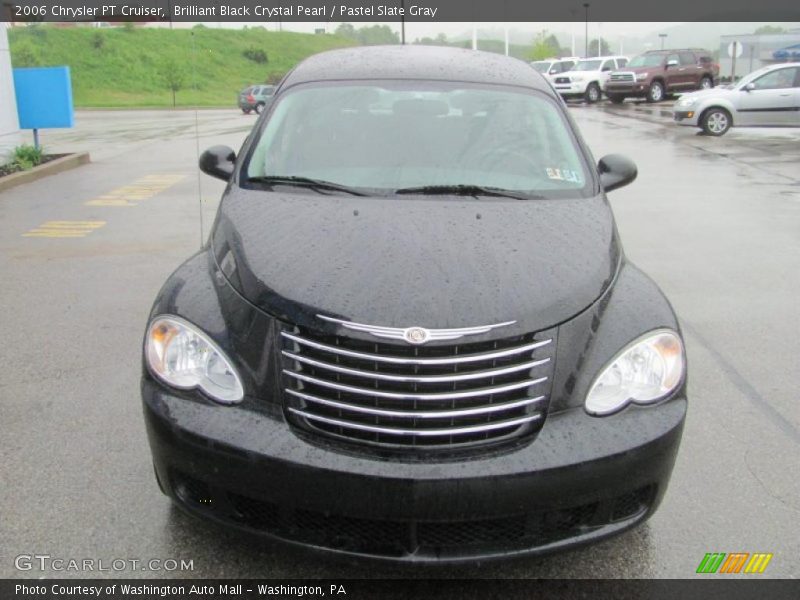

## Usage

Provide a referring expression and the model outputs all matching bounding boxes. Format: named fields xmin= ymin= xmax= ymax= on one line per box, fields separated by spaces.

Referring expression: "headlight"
xmin=677 ymin=96 xmax=698 ymax=107
xmin=635 ymin=72 xmax=648 ymax=81
xmin=571 ymin=75 xmax=583 ymax=82
xmin=585 ymin=329 xmax=684 ymax=416
xmin=145 ymin=315 xmax=244 ymax=404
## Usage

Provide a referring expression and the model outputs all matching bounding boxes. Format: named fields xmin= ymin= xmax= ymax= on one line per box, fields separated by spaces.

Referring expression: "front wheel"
xmin=699 ymin=76 xmax=713 ymax=90
xmin=255 ymin=102 xmax=265 ymax=114
xmin=647 ymin=81 xmax=665 ymax=103
xmin=607 ymin=93 xmax=625 ymax=104
xmin=701 ymin=108 xmax=732 ymax=136
xmin=585 ymin=83 xmax=601 ymax=104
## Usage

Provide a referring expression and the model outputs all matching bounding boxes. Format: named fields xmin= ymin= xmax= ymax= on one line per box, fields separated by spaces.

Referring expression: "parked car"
xmin=530 ymin=57 xmax=580 ymax=82
xmin=238 ymin=84 xmax=275 ymax=114
xmin=605 ymin=49 xmax=719 ymax=103
xmin=673 ymin=63 xmax=800 ymax=135
xmin=552 ymin=56 xmax=629 ymax=103
xmin=142 ymin=46 xmax=687 ymax=563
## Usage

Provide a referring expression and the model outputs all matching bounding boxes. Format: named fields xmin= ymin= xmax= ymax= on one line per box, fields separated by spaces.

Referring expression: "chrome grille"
xmin=279 ymin=325 xmax=556 ymax=454
xmin=610 ymin=72 xmax=635 ymax=82
xmin=554 ymin=76 xmax=571 ymax=84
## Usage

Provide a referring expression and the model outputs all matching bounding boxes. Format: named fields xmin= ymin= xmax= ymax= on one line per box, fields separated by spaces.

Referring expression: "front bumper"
xmin=554 ymin=82 xmax=588 ymax=97
xmin=605 ymin=83 xmax=648 ymax=97
xmin=142 ymin=377 xmax=686 ymax=563
xmin=673 ymin=110 xmax=700 ymax=126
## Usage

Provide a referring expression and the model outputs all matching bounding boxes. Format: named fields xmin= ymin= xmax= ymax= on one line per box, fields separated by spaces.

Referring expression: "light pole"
xmin=400 ymin=0 xmax=405 ymax=44
xmin=583 ymin=3 xmax=589 ymax=58
xmin=659 ymin=33 xmax=667 ymax=50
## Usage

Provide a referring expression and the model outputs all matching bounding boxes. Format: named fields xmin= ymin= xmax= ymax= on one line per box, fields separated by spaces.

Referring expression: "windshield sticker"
xmin=546 ymin=168 xmax=582 ymax=184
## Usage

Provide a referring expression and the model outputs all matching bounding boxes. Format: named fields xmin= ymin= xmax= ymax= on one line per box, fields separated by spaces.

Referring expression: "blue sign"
xmin=13 ymin=66 xmax=74 ymax=130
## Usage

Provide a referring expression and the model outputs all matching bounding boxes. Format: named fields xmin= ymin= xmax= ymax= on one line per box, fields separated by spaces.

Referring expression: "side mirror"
xmin=598 ymin=154 xmax=637 ymax=193
xmin=666 ymin=59 xmax=678 ymax=68
xmin=743 ymin=82 xmax=756 ymax=92
xmin=199 ymin=145 xmax=236 ymax=181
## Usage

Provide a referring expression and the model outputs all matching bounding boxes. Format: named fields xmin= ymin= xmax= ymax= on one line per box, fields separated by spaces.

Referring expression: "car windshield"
xmin=531 ymin=62 xmax=551 ymax=73
xmin=628 ymin=54 xmax=665 ymax=68
xmin=573 ymin=60 xmax=602 ymax=71
xmin=244 ymin=81 xmax=591 ymax=198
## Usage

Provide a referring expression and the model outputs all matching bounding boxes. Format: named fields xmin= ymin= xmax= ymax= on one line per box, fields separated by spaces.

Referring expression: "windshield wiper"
xmin=394 ymin=184 xmax=533 ymax=200
xmin=247 ymin=175 xmax=366 ymax=196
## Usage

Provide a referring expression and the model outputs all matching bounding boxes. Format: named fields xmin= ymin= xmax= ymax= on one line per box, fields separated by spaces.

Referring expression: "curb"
xmin=0 ymin=152 xmax=91 ymax=194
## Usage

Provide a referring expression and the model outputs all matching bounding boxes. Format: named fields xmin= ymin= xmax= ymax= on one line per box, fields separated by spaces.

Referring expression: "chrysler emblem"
xmin=317 ymin=315 xmax=516 ymax=345
xmin=403 ymin=327 xmax=431 ymax=345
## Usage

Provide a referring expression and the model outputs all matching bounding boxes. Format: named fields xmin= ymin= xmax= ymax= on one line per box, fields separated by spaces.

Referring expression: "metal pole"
xmin=401 ymin=0 xmax=405 ymax=44
xmin=731 ymin=41 xmax=737 ymax=82
xmin=472 ymin=25 xmax=477 ymax=51
xmin=583 ymin=4 xmax=589 ymax=57
xmin=33 ymin=128 xmax=39 ymax=151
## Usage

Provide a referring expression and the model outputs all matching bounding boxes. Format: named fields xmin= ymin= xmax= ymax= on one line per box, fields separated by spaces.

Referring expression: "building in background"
xmin=719 ymin=30 xmax=800 ymax=79
xmin=0 ymin=22 xmax=21 ymax=165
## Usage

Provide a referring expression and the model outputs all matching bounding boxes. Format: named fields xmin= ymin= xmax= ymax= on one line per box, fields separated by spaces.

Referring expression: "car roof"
xmin=282 ymin=45 xmax=553 ymax=93
xmin=576 ymin=55 xmax=627 ymax=60
xmin=763 ymin=61 xmax=800 ymax=68
xmin=643 ymin=48 xmax=709 ymax=54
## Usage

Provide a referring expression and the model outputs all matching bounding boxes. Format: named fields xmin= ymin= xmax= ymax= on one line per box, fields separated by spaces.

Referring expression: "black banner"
xmin=3 ymin=579 xmax=800 ymax=600
xmin=1 ymin=0 xmax=799 ymax=23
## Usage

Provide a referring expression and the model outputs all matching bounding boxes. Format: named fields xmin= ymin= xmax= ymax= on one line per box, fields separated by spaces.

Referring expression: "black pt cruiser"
xmin=142 ymin=46 xmax=687 ymax=563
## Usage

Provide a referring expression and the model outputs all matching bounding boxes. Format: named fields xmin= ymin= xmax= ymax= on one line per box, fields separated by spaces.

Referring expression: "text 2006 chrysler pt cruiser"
xmin=142 ymin=46 xmax=687 ymax=562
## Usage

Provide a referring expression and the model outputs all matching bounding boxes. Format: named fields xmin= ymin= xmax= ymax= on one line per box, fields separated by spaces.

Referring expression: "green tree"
xmin=160 ymin=59 xmax=187 ymax=107
xmin=588 ymin=38 xmax=610 ymax=57
xmin=335 ymin=23 xmax=357 ymax=40
xmin=528 ymin=30 xmax=562 ymax=61
xmin=754 ymin=25 xmax=785 ymax=35
xmin=356 ymin=25 xmax=399 ymax=45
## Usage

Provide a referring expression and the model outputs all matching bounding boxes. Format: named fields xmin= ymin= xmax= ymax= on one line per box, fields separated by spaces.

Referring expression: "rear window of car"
xmin=679 ymin=52 xmax=696 ymax=65
xmin=244 ymin=81 xmax=592 ymax=199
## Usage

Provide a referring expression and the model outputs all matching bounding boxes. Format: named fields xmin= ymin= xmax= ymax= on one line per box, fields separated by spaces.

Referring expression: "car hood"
xmin=564 ymin=70 xmax=600 ymax=76
xmin=211 ymin=188 xmax=621 ymax=336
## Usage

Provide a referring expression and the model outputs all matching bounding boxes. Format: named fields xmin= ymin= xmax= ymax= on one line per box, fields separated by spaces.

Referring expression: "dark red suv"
xmin=605 ymin=49 xmax=719 ymax=103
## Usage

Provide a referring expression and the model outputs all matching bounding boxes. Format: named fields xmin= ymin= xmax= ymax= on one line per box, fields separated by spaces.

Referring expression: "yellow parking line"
xmin=83 ymin=173 xmax=185 ymax=207
xmin=22 ymin=220 xmax=106 ymax=238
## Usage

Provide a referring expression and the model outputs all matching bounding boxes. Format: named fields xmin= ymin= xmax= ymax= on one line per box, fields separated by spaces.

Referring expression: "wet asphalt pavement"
xmin=1 ymin=102 xmax=798 ymax=579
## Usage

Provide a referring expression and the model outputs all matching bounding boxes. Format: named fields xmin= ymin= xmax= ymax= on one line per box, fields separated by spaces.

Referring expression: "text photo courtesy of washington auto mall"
xmin=1 ymin=0 xmax=799 ymax=598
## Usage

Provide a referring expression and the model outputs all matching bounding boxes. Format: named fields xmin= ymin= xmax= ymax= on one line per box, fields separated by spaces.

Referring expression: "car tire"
xmin=699 ymin=76 xmax=713 ymax=90
xmin=700 ymin=107 xmax=732 ymax=136
xmin=647 ymin=81 xmax=665 ymax=103
xmin=241 ymin=108 xmax=252 ymax=114
xmin=255 ymin=102 xmax=265 ymax=114
xmin=607 ymin=94 xmax=625 ymax=104
xmin=585 ymin=83 xmax=601 ymax=103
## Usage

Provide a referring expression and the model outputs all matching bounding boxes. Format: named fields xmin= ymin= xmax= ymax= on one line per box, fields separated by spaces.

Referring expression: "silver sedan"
xmin=673 ymin=62 xmax=800 ymax=135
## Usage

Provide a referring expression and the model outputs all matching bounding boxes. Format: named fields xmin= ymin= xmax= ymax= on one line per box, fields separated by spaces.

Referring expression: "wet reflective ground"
xmin=1 ymin=106 xmax=798 ymax=578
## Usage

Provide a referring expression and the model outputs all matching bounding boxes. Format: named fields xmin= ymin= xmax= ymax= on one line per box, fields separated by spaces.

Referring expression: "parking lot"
xmin=1 ymin=103 xmax=798 ymax=578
